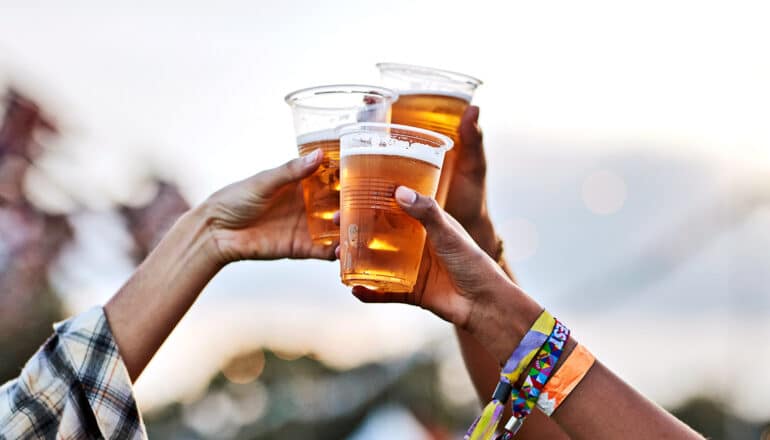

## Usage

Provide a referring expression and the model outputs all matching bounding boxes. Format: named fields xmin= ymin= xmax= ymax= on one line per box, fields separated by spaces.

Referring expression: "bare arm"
xmin=445 ymin=107 xmax=569 ymax=439
xmin=470 ymin=281 xmax=701 ymax=440
xmin=554 ymin=360 xmax=697 ymax=440
xmin=104 ymin=207 xmax=221 ymax=380
xmin=105 ymin=151 xmax=334 ymax=380
xmin=353 ymin=188 xmax=703 ymax=439
xmin=457 ymin=217 xmax=570 ymax=439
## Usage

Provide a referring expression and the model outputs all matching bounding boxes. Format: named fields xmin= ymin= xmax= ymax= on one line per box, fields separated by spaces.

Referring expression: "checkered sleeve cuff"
xmin=52 ymin=306 xmax=146 ymax=439
xmin=0 ymin=306 xmax=147 ymax=439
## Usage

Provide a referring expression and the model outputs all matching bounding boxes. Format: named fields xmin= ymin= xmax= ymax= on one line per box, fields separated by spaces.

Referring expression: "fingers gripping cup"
xmin=285 ymin=85 xmax=397 ymax=245
xmin=338 ymin=123 xmax=453 ymax=292
xmin=376 ymin=63 xmax=482 ymax=207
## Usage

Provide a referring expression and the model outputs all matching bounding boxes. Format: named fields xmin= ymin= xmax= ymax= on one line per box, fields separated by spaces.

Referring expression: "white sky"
xmin=2 ymin=0 xmax=770 ymax=422
xmin=1 ymin=0 xmax=768 ymax=209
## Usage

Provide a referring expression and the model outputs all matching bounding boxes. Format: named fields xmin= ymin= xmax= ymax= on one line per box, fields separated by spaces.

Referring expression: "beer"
xmin=285 ymin=84 xmax=396 ymax=245
xmin=377 ymin=63 xmax=482 ymax=206
xmin=389 ymin=91 xmax=469 ymax=206
xmin=297 ymin=130 xmax=340 ymax=245
xmin=338 ymin=123 xmax=452 ymax=292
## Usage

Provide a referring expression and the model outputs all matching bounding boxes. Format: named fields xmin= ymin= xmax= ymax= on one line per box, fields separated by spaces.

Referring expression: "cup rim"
xmin=284 ymin=84 xmax=398 ymax=110
xmin=376 ymin=62 xmax=483 ymax=88
xmin=336 ymin=122 xmax=454 ymax=152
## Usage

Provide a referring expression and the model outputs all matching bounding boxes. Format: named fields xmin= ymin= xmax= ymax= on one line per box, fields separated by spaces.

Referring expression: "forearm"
xmin=553 ymin=361 xmax=702 ymax=440
xmin=465 ymin=281 xmax=701 ymax=439
xmin=105 ymin=205 xmax=223 ymax=381
xmin=457 ymin=216 xmax=570 ymax=439
xmin=456 ymin=327 xmax=570 ymax=439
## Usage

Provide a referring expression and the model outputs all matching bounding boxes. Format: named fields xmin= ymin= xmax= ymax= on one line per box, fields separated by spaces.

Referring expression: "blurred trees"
xmin=144 ymin=347 xmax=769 ymax=440
xmin=0 ymin=88 xmax=189 ymax=383
xmin=672 ymin=397 xmax=764 ymax=440
xmin=0 ymin=89 xmax=69 ymax=382
xmin=145 ymin=348 xmax=466 ymax=439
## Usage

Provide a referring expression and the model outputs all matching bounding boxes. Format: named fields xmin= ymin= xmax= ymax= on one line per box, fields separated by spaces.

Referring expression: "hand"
xmin=202 ymin=149 xmax=336 ymax=264
xmin=349 ymin=187 xmax=539 ymax=361
xmin=443 ymin=106 xmax=498 ymax=255
xmin=351 ymin=187 xmax=508 ymax=325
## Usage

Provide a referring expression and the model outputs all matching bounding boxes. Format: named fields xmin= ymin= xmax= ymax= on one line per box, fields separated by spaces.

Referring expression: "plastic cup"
xmin=338 ymin=122 xmax=453 ymax=292
xmin=285 ymin=85 xmax=397 ymax=245
xmin=376 ymin=63 xmax=482 ymax=206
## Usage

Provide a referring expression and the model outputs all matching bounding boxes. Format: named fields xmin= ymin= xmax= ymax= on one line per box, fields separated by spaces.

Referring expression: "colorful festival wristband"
xmin=464 ymin=310 xmax=556 ymax=440
xmin=501 ymin=310 xmax=556 ymax=384
xmin=499 ymin=319 xmax=571 ymax=438
xmin=536 ymin=343 xmax=595 ymax=416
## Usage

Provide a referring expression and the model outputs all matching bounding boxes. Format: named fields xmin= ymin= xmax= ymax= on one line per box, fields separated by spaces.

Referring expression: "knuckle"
xmin=416 ymin=195 xmax=437 ymax=216
xmin=427 ymin=197 xmax=441 ymax=216
xmin=284 ymin=158 xmax=301 ymax=176
xmin=423 ymin=197 xmax=445 ymax=226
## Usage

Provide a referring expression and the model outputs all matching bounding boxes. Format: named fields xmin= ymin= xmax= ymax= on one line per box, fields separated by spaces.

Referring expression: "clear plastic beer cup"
xmin=285 ymin=85 xmax=397 ymax=245
xmin=376 ymin=63 xmax=481 ymax=206
xmin=338 ymin=123 xmax=453 ymax=292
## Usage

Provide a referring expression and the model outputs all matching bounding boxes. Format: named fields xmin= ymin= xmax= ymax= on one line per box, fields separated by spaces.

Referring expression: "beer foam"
xmin=340 ymin=134 xmax=446 ymax=168
xmin=297 ymin=128 xmax=337 ymax=145
xmin=396 ymin=89 xmax=472 ymax=103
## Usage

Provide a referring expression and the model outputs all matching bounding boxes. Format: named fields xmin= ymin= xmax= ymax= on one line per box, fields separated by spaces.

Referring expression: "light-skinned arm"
xmin=105 ymin=149 xmax=333 ymax=380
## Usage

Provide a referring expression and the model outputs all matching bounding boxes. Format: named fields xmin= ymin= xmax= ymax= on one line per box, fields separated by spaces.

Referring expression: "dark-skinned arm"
xmin=446 ymin=106 xmax=569 ymax=439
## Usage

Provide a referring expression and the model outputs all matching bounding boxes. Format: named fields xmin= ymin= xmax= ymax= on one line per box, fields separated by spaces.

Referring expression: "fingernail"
xmin=395 ymin=186 xmax=417 ymax=206
xmin=304 ymin=148 xmax=321 ymax=165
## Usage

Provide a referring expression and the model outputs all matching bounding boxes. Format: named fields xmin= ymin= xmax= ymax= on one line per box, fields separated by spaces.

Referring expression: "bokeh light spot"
xmin=222 ymin=350 xmax=265 ymax=384
xmin=272 ymin=348 xmax=305 ymax=361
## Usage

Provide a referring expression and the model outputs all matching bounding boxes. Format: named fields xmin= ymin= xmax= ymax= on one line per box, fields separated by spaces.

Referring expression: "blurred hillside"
xmin=144 ymin=348 xmax=466 ymax=439
xmin=143 ymin=347 xmax=769 ymax=440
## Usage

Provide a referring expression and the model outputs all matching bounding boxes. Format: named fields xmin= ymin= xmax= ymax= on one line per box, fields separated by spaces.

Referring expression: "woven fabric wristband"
xmin=536 ymin=343 xmax=595 ymax=416
xmin=464 ymin=310 xmax=556 ymax=440
xmin=499 ymin=319 xmax=570 ymax=438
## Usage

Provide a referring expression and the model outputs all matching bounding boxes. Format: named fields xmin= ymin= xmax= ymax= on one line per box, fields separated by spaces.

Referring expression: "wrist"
xmin=106 ymin=202 xmax=225 ymax=379
xmin=181 ymin=203 xmax=228 ymax=271
xmin=465 ymin=280 xmax=543 ymax=365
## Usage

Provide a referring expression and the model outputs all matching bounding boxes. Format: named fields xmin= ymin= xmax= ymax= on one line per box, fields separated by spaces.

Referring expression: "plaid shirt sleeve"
xmin=0 ymin=306 xmax=147 ymax=439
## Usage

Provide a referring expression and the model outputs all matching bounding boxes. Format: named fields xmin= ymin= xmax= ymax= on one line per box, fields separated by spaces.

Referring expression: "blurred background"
xmin=1 ymin=1 xmax=768 ymax=439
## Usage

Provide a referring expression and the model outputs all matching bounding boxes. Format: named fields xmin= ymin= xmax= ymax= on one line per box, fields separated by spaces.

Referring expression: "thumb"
xmin=253 ymin=148 xmax=323 ymax=196
xmin=395 ymin=186 xmax=444 ymax=228
xmin=394 ymin=186 xmax=465 ymax=256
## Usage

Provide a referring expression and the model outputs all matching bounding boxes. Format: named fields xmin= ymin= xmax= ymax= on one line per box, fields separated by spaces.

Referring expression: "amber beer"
xmin=339 ymin=123 xmax=453 ymax=292
xmin=389 ymin=92 xmax=468 ymax=206
xmin=377 ymin=63 xmax=482 ymax=206
xmin=296 ymin=131 xmax=340 ymax=245
xmin=285 ymin=85 xmax=396 ymax=245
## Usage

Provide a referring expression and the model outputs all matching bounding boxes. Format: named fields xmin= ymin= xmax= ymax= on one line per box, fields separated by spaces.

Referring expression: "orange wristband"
xmin=536 ymin=343 xmax=595 ymax=416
